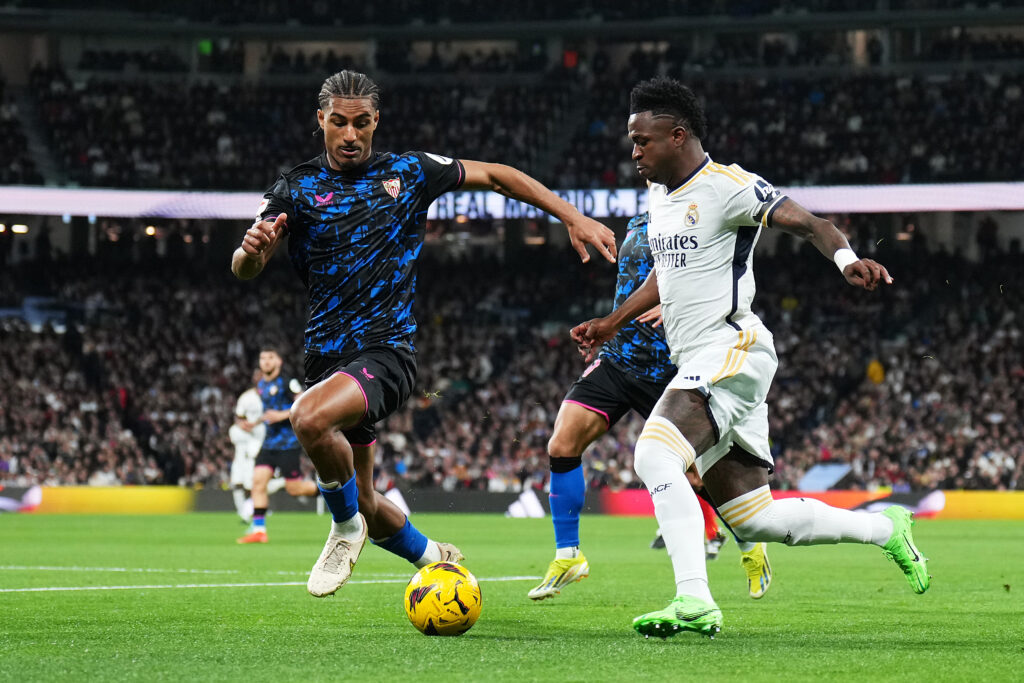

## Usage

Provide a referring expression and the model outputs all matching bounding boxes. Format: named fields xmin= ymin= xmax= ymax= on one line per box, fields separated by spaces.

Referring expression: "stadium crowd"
xmin=558 ymin=64 xmax=1024 ymax=189
xmin=26 ymin=56 xmax=1024 ymax=190
xmin=1 ymin=219 xmax=1021 ymax=494
xmin=0 ymin=75 xmax=43 ymax=186
xmin=28 ymin=65 xmax=572 ymax=190
xmin=8 ymin=0 xmax=968 ymax=25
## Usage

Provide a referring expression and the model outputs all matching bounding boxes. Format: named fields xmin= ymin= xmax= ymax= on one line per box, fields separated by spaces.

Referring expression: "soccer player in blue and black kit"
xmin=231 ymin=70 xmax=618 ymax=598
xmin=527 ymin=213 xmax=773 ymax=602
xmin=237 ymin=346 xmax=319 ymax=544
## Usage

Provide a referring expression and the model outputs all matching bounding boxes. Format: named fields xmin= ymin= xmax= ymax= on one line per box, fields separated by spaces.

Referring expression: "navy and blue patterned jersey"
xmin=256 ymin=374 xmax=300 ymax=451
xmin=600 ymin=213 xmax=676 ymax=383
xmin=260 ymin=151 xmax=465 ymax=357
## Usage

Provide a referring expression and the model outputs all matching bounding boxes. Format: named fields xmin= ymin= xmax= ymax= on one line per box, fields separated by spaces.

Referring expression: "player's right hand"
xmin=571 ymin=317 xmax=619 ymax=360
xmin=241 ymin=213 xmax=287 ymax=257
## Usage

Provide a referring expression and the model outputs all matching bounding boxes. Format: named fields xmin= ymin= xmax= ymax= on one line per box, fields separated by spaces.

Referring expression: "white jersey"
xmin=648 ymin=155 xmax=788 ymax=365
xmin=233 ymin=388 xmax=266 ymax=445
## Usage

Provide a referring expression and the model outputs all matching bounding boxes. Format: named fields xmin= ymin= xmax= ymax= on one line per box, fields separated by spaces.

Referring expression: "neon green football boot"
xmin=632 ymin=595 xmax=723 ymax=639
xmin=740 ymin=542 xmax=772 ymax=599
xmin=881 ymin=506 xmax=930 ymax=594
xmin=527 ymin=553 xmax=589 ymax=601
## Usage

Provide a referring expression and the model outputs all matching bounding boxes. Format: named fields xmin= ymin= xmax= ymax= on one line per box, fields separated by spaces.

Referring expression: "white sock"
xmin=555 ymin=546 xmax=580 ymax=560
xmin=720 ymin=486 xmax=894 ymax=547
xmin=634 ymin=418 xmax=713 ymax=603
xmin=331 ymin=514 xmax=364 ymax=541
xmin=231 ymin=488 xmax=247 ymax=517
xmin=413 ymin=541 xmax=441 ymax=568
xmin=736 ymin=540 xmax=758 ymax=553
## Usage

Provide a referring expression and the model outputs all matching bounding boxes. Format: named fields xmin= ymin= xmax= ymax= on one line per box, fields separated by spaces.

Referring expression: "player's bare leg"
xmin=283 ymin=479 xmax=318 ymax=497
xmin=290 ymin=374 xmax=369 ymax=596
xmin=352 ymin=444 xmax=463 ymax=567
xmin=702 ymin=447 xmax=928 ymax=593
xmin=237 ymin=465 xmax=272 ymax=544
xmin=528 ymin=402 xmax=604 ymax=600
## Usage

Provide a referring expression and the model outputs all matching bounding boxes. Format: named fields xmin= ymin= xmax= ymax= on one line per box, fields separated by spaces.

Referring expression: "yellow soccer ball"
xmin=404 ymin=561 xmax=482 ymax=636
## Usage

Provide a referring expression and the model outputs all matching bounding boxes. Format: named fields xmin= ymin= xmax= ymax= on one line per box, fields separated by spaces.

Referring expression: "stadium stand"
xmin=0 ymin=75 xmax=43 ymax=186
xmin=1 ymin=218 xmax=1020 ymax=492
xmin=22 ymin=66 xmax=1024 ymax=190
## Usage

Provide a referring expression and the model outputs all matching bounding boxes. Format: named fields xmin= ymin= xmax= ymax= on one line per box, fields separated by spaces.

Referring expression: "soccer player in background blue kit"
xmin=232 ymin=70 xmax=618 ymax=597
xmin=237 ymin=345 xmax=319 ymax=544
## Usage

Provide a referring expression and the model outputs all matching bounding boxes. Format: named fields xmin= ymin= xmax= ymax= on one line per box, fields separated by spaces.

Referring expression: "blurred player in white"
xmin=576 ymin=77 xmax=929 ymax=639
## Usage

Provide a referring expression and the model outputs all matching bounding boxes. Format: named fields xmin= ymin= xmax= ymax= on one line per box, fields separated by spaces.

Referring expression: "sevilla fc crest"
xmin=382 ymin=178 xmax=401 ymax=199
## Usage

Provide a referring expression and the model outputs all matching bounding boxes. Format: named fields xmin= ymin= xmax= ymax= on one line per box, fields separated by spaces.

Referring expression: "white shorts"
xmin=664 ymin=325 xmax=778 ymax=477
xmin=229 ymin=425 xmax=263 ymax=488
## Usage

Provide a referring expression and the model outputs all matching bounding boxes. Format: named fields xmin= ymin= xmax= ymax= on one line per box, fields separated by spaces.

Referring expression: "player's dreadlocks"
xmin=629 ymin=77 xmax=707 ymax=140
xmin=318 ymin=70 xmax=381 ymax=110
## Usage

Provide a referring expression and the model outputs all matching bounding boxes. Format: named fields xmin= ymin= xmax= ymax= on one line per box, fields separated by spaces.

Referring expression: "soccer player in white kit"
xmin=228 ymin=371 xmax=267 ymax=522
xmin=575 ymin=77 xmax=930 ymax=639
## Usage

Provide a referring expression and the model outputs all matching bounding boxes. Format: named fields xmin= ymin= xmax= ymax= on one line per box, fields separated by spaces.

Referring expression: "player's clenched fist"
xmin=241 ymin=213 xmax=288 ymax=256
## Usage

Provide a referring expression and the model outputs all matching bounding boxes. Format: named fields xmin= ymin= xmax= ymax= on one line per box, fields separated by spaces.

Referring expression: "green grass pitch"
xmin=1 ymin=513 xmax=1022 ymax=682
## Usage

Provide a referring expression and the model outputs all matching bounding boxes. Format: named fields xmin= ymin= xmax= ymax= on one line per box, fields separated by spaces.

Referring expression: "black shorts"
xmin=254 ymin=447 xmax=303 ymax=480
xmin=563 ymin=357 xmax=670 ymax=428
xmin=304 ymin=345 xmax=417 ymax=446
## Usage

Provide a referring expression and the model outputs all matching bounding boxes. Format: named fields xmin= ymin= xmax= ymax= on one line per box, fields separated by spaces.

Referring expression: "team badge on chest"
xmin=382 ymin=178 xmax=401 ymax=199
xmin=685 ymin=202 xmax=700 ymax=227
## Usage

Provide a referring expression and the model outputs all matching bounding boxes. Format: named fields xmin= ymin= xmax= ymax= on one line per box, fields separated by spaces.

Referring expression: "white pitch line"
xmin=0 ymin=565 xmax=241 ymax=575
xmin=0 ymin=575 xmax=541 ymax=594
xmin=0 ymin=566 xmax=448 ymax=579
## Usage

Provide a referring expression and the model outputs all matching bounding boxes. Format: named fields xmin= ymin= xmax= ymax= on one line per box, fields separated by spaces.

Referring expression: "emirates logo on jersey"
xmin=382 ymin=178 xmax=401 ymax=199
xmin=685 ymin=202 xmax=700 ymax=227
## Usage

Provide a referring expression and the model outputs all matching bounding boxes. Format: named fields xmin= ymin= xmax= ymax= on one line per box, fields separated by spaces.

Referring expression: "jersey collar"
xmin=319 ymin=151 xmax=380 ymax=177
xmin=665 ymin=155 xmax=711 ymax=196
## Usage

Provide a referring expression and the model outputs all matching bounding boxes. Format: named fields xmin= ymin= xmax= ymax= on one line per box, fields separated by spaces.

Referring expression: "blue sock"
xmin=318 ymin=475 xmax=359 ymax=523
xmin=252 ymin=507 xmax=267 ymax=530
xmin=550 ymin=459 xmax=585 ymax=548
xmin=372 ymin=517 xmax=429 ymax=563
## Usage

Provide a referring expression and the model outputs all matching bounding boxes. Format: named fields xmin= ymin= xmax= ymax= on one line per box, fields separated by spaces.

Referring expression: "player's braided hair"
xmin=629 ymin=77 xmax=707 ymax=140
xmin=318 ymin=70 xmax=381 ymax=110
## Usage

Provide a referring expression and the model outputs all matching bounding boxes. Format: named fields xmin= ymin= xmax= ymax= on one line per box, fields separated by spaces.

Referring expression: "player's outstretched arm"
xmin=769 ymin=199 xmax=893 ymax=291
xmin=571 ymin=271 xmax=660 ymax=360
xmin=460 ymin=160 xmax=617 ymax=263
xmin=231 ymin=213 xmax=288 ymax=280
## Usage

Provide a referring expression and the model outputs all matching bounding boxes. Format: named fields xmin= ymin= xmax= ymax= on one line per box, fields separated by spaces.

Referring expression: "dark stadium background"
xmin=1 ymin=0 xmax=1022 ymax=511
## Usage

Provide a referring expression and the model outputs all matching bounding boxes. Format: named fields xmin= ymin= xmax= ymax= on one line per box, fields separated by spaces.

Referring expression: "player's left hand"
xmin=566 ymin=216 xmax=617 ymax=263
xmin=635 ymin=304 xmax=663 ymax=328
xmin=843 ymin=258 xmax=893 ymax=291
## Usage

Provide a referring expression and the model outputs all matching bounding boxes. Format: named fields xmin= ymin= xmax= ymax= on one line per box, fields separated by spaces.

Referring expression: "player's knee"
xmin=547 ymin=433 xmax=582 ymax=460
xmin=632 ymin=435 xmax=662 ymax=484
xmin=289 ymin=396 xmax=329 ymax=446
xmin=633 ymin=418 xmax=694 ymax=483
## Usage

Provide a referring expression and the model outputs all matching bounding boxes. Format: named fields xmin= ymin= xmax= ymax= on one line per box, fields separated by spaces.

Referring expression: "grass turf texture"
xmin=1 ymin=514 xmax=1021 ymax=682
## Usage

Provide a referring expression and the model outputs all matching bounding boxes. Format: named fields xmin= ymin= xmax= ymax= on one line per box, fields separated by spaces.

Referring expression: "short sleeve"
xmin=722 ymin=171 xmax=789 ymax=228
xmin=413 ymin=152 xmax=465 ymax=202
xmin=257 ymin=175 xmax=293 ymax=222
